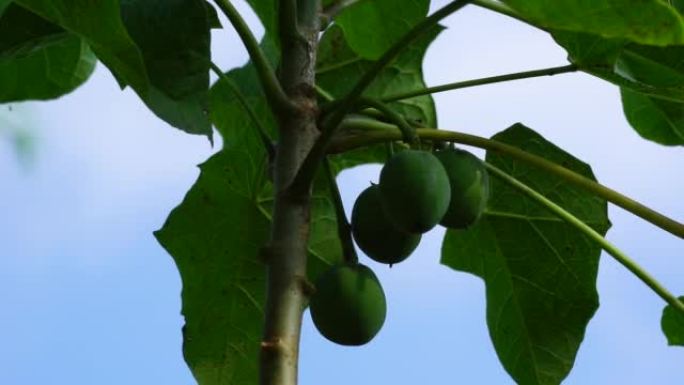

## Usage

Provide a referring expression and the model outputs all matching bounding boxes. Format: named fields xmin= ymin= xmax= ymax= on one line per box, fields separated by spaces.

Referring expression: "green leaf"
xmin=503 ymin=0 xmax=684 ymax=45
xmin=317 ymin=24 xmax=440 ymax=171
xmin=555 ymin=32 xmax=684 ymax=100
xmin=333 ymin=0 xmax=429 ymax=59
xmin=245 ymin=0 xmax=279 ymax=51
xmin=155 ymin=149 xmax=270 ymax=385
xmin=0 ymin=0 xmax=10 ymax=14
xmin=204 ymin=1 xmax=222 ymax=29
xmin=120 ymin=0 xmax=212 ymax=136
xmin=0 ymin=4 xmax=96 ymax=102
xmin=621 ymin=88 xmax=684 ymax=145
xmin=15 ymin=0 xmax=213 ymax=137
xmin=661 ymin=296 xmax=684 ymax=346
xmin=158 ymin=54 xmax=342 ymax=383
xmin=442 ymin=124 xmax=610 ymax=385
xmin=553 ymin=32 xmax=684 ymax=145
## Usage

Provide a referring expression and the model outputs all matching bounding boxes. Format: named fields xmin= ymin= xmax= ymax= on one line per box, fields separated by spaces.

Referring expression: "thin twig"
xmin=381 ymin=64 xmax=577 ymax=102
xmin=209 ymin=62 xmax=276 ymax=160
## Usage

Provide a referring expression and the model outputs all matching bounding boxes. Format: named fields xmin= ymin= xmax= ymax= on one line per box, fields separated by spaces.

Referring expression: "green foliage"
xmin=434 ymin=148 xmax=490 ymax=229
xmin=119 ymin=0 xmax=212 ymax=134
xmin=662 ymin=296 xmax=684 ymax=346
xmin=503 ymin=0 xmax=684 ymax=45
xmin=553 ymin=31 xmax=684 ymax=145
xmin=159 ymin=44 xmax=348 ymax=383
xmin=317 ymin=24 xmax=441 ymax=172
xmin=0 ymin=4 xmax=95 ymax=101
xmin=309 ymin=263 xmax=387 ymax=346
xmin=351 ymin=185 xmax=421 ymax=264
xmin=621 ymin=88 xmax=684 ymax=145
xmin=155 ymin=150 xmax=270 ymax=385
xmin=333 ymin=0 xmax=429 ymax=60
xmin=5 ymin=1 xmax=684 ymax=384
xmin=15 ymin=0 xmax=213 ymax=136
xmin=442 ymin=124 xmax=611 ymax=385
xmin=379 ymin=150 xmax=451 ymax=234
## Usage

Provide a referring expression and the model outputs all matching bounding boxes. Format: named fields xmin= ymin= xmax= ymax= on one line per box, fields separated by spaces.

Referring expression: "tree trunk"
xmin=260 ymin=1 xmax=320 ymax=385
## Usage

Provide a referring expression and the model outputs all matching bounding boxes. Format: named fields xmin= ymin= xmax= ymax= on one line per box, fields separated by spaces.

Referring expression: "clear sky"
xmin=1 ymin=1 xmax=683 ymax=384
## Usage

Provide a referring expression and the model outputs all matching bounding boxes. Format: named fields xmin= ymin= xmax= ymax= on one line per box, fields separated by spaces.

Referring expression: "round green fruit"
xmin=378 ymin=150 xmax=451 ymax=233
xmin=351 ymin=185 xmax=421 ymax=264
xmin=434 ymin=148 xmax=490 ymax=229
xmin=309 ymin=263 xmax=386 ymax=346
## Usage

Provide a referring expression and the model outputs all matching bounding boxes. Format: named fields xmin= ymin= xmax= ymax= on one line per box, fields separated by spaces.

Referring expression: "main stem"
xmin=260 ymin=1 xmax=320 ymax=385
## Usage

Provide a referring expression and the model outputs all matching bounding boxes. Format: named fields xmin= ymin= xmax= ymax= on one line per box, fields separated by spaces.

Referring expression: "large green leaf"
xmin=553 ymin=32 xmax=684 ymax=145
xmin=0 ymin=4 xmax=96 ymax=102
xmin=157 ymin=54 xmax=342 ymax=384
xmin=621 ymin=88 xmax=684 ymax=145
xmin=15 ymin=0 xmax=213 ymax=136
xmin=503 ymin=0 xmax=684 ymax=45
xmin=317 ymin=24 xmax=440 ymax=172
xmin=120 ymin=0 xmax=212 ymax=136
xmin=442 ymin=124 xmax=610 ymax=385
xmin=155 ymin=149 xmax=270 ymax=385
xmin=661 ymin=296 xmax=684 ymax=346
xmin=333 ymin=0 xmax=429 ymax=59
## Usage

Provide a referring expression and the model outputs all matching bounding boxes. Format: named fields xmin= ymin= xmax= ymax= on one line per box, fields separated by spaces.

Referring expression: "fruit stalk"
xmin=324 ymin=158 xmax=358 ymax=263
xmin=329 ymin=118 xmax=684 ymax=240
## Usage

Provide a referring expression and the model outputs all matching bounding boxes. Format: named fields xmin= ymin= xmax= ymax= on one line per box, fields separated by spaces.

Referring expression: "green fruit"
xmin=434 ymin=148 xmax=490 ymax=229
xmin=351 ymin=185 xmax=421 ymax=264
xmin=309 ymin=263 xmax=386 ymax=346
xmin=378 ymin=150 xmax=451 ymax=233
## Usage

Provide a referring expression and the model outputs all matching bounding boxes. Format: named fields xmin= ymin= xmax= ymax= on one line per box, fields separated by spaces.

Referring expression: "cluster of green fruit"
xmin=310 ymin=147 xmax=490 ymax=346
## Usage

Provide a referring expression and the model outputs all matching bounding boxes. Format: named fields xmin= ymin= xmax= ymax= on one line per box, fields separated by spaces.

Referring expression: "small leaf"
xmin=317 ymin=24 xmax=441 ymax=172
xmin=621 ymin=89 xmax=684 ymax=145
xmin=661 ymin=296 xmax=684 ymax=346
xmin=442 ymin=124 xmax=610 ymax=385
xmin=503 ymin=0 xmax=684 ymax=45
xmin=333 ymin=0 xmax=429 ymax=60
xmin=0 ymin=4 xmax=96 ymax=102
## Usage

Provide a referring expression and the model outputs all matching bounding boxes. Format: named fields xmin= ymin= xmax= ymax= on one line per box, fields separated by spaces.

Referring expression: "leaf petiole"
xmin=485 ymin=162 xmax=684 ymax=314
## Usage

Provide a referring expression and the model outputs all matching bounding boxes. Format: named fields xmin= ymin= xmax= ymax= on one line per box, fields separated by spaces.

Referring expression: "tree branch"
xmin=328 ymin=117 xmax=684 ymax=240
xmin=485 ymin=163 xmax=684 ymax=314
xmin=291 ymin=0 xmax=473 ymax=195
xmin=381 ymin=64 xmax=577 ymax=102
xmin=213 ymin=0 xmax=295 ymax=115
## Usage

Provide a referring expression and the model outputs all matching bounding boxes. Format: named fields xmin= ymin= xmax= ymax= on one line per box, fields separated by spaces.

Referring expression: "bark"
xmin=259 ymin=1 xmax=320 ymax=385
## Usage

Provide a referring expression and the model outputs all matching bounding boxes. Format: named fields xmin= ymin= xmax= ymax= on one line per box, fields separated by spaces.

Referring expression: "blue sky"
xmin=1 ymin=1 xmax=683 ymax=384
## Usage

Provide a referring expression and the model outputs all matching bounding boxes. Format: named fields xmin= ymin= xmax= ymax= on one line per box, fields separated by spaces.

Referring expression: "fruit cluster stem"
xmin=328 ymin=118 xmax=684 ymax=241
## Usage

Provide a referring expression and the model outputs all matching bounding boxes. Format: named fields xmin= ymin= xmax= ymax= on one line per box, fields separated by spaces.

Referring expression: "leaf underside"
xmin=442 ymin=124 xmax=610 ymax=385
